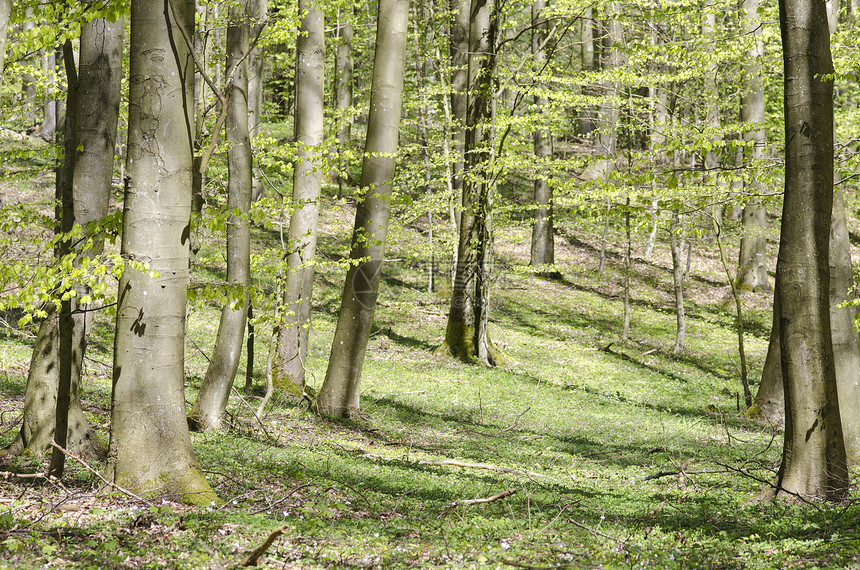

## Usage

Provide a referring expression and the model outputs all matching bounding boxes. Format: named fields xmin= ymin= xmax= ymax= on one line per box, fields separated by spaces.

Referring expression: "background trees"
xmin=0 ymin=0 xmax=858 ymax=514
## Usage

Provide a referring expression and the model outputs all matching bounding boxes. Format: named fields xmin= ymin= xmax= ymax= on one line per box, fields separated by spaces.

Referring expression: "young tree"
xmin=108 ymin=0 xmax=217 ymax=504
xmin=189 ymin=1 xmax=254 ymax=431
xmin=2 ymin=12 xmax=123 ymax=464
xmin=529 ymin=0 xmax=554 ymax=269
xmin=273 ymin=0 xmax=324 ymax=395
xmin=316 ymin=0 xmax=410 ymax=418
xmin=763 ymin=0 xmax=847 ymax=501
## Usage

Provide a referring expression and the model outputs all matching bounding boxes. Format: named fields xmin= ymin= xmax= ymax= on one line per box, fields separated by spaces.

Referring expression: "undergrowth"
xmin=1 ymin=173 xmax=859 ymax=569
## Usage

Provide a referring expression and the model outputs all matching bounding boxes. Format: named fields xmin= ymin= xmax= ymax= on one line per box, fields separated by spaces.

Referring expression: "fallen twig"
xmin=237 ymin=524 xmax=289 ymax=567
xmin=448 ymin=488 xmax=516 ymax=508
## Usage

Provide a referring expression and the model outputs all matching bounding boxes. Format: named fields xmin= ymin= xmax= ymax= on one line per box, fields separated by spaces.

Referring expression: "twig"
xmin=237 ymin=524 xmax=289 ymax=567
xmin=230 ymin=385 xmax=273 ymax=442
xmin=447 ymin=488 xmax=516 ymax=508
xmin=51 ymin=442 xmax=154 ymax=507
xmin=249 ymin=483 xmax=312 ymax=515
xmin=569 ymin=518 xmax=625 ymax=544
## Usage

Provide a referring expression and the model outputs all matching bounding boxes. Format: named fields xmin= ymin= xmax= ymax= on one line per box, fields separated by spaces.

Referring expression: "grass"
xmin=1 ymin=163 xmax=860 ymax=568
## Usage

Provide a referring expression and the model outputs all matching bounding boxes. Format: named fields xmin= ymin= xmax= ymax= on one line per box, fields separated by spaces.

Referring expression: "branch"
xmin=237 ymin=524 xmax=289 ymax=567
xmin=447 ymin=488 xmax=516 ymax=508
xmin=51 ymin=442 xmax=154 ymax=507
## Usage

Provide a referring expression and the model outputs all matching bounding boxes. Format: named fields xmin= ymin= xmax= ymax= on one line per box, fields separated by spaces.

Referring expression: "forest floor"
xmin=2 ymin=139 xmax=860 ymax=568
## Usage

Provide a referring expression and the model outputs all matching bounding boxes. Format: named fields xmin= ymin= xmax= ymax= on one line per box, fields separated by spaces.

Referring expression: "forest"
xmin=0 ymin=0 xmax=859 ymax=567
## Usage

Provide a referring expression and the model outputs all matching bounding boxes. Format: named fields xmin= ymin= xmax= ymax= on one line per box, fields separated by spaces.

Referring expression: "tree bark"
xmin=669 ymin=210 xmax=685 ymax=354
xmin=273 ymin=0 xmax=324 ymax=395
xmin=190 ymin=2 xmax=254 ymax=431
xmin=109 ymin=0 xmax=217 ymax=505
xmin=316 ymin=0 xmax=409 ymax=418
xmin=529 ymin=0 xmax=554 ymax=269
xmin=442 ymin=0 xmax=505 ymax=366
xmin=736 ymin=0 xmax=772 ymax=293
xmin=827 ymin=189 xmax=860 ymax=463
xmin=0 ymin=0 xmax=11 ymax=101
xmin=2 ymin=14 xmax=122 ymax=465
xmin=332 ymin=5 xmax=353 ymax=194
xmin=766 ymin=0 xmax=847 ymax=502
xmin=248 ymin=0 xmax=267 ymax=201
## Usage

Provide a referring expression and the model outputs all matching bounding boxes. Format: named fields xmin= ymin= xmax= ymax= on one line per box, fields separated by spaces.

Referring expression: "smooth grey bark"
xmin=0 ymin=0 xmax=11 ymax=100
xmin=2 ymin=16 xmax=123 ymax=465
xmin=443 ymin=0 xmax=503 ymax=365
xmin=529 ymin=0 xmax=554 ymax=269
xmin=190 ymin=2 xmax=254 ymax=431
xmin=736 ymin=0 xmax=772 ymax=292
xmin=109 ymin=0 xmax=217 ymax=505
xmin=765 ymin=0 xmax=847 ymax=502
xmin=316 ymin=0 xmax=409 ymax=418
xmin=248 ymin=0 xmax=267 ymax=201
xmin=449 ymin=0 xmax=469 ymax=242
xmin=827 ymin=189 xmax=860 ymax=463
xmin=39 ymin=50 xmax=57 ymax=141
xmin=332 ymin=5 xmax=353 ymax=194
xmin=273 ymin=0 xmax=324 ymax=394
xmin=669 ymin=210 xmax=685 ymax=354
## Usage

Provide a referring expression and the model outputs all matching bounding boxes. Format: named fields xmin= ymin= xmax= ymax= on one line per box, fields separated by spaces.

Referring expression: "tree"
xmin=2 ymin=11 xmax=123 ymax=465
xmin=735 ymin=0 xmax=771 ymax=293
xmin=248 ymin=0 xmax=268 ymax=201
xmin=189 ymin=1 xmax=255 ymax=431
xmin=273 ymin=0 xmax=324 ymax=395
xmin=0 ymin=0 xmax=11 ymax=100
xmin=762 ymin=0 xmax=847 ymax=501
xmin=529 ymin=0 xmax=554 ymax=269
xmin=442 ymin=0 xmax=504 ymax=365
xmin=108 ymin=0 xmax=217 ymax=504
xmin=316 ymin=0 xmax=410 ymax=418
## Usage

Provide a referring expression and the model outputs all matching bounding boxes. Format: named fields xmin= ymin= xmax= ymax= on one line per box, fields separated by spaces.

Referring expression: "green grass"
xmin=1 ymin=179 xmax=859 ymax=569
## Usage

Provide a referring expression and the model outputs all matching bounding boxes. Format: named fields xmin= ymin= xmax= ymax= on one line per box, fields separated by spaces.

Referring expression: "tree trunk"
xmin=2 ymin=14 xmax=122 ymax=465
xmin=0 ymin=0 xmax=11 ymax=101
xmin=669 ymin=210 xmax=685 ymax=354
xmin=529 ymin=0 xmax=554 ymax=269
xmin=39 ymin=50 xmax=58 ymax=141
xmin=766 ymin=0 xmax=847 ymax=502
xmin=332 ymin=5 xmax=353 ymax=195
xmin=750 ymin=294 xmax=785 ymax=426
xmin=736 ymin=0 xmax=772 ymax=292
xmin=248 ymin=0 xmax=267 ymax=201
xmin=827 ymin=189 xmax=860 ymax=464
xmin=190 ymin=2 xmax=254 ymax=431
xmin=443 ymin=0 xmax=503 ymax=366
xmin=449 ymin=0 xmax=469 ymax=247
xmin=316 ymin=0 xmax=409 ymax=418
xmin=273 ymin=0 xmax=324 ymax=395
xmin=108 ymin=0 xmax=217 ymax=505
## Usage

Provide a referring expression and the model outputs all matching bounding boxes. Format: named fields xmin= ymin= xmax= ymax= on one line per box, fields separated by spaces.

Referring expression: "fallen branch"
xmin=429 ymin=459 xmax=543 ymax=478
xmin=0 ymin=471 xmax=48 ymax=480
xmin=238 ymin=524 xmax=289 ymax=567
xmin=448 ymin=488 xmax=516 ymax=508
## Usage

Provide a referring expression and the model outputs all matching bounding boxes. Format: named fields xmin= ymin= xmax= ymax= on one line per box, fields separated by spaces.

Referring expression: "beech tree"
xmin=189 ymin=1 xmax=255 ymax=431
xmin=108 ymin=0 xmax=217 ymax=503
xmin=273 ymin=0 xmax=324 ymax=395
xmin=2 ymin=12 xmax=123 ymax=464
xmin=735 ymin=0 xmax=771 ymax=293
xmin=762 ymin=0 xmax=847 ymax=502
xmin=316 ymin=0 xmax=410 ymax=418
